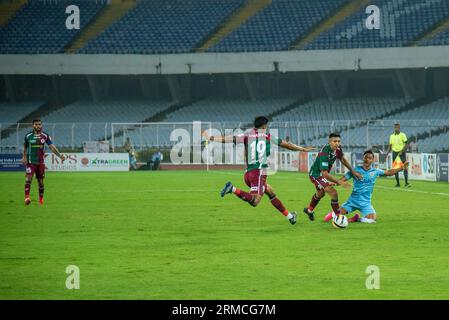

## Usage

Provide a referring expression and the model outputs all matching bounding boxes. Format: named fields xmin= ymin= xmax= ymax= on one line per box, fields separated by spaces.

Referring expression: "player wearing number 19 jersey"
xmin=22 ymin=119 xmax=65 ymax=205
xmin=204 ymin=116 xmax=314 ymax=225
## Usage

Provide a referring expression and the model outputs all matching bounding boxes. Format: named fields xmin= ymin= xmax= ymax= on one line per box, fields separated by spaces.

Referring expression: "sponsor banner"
xmin=44 ymin=153 xmax=129 ymax=172
xmin=0 ymin=154 xmax=24 ymax=171
xmin=299 ymin=152 xmax=308 ymax=173
xmin=278 ymin=152 xmax=299 ymax=172
xmin=421 ymin=153 xmax=437 ymax=181
xmin=406 ymin=153 xmax=436 ymax=181
xmin=83 ymin=141 xmax=110 ymax=153
xmin=307 ymin=152 xmax=318 ymax=172
xmin=436 ymin=154 xmax=448 ymax=182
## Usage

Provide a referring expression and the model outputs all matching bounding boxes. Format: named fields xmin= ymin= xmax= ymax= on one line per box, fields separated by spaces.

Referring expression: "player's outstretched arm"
xmin=340 ymin=156 xmax=363 ymax=180
xmin=384 ymin=161 xmax=409 ymax=176
xmin=49 ymin=144 xmax=66 ymax=161
xmin=322 ymin=170 xmax=351 ymax=189
xmin=279 ymin=140 xmax=315 ymax=152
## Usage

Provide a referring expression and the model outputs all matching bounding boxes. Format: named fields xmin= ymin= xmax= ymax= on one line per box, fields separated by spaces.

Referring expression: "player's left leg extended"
xmin=265 ymin=184 xmax=297 ymax=224
xmin=36 ymin=164 xmax=45 ymax=205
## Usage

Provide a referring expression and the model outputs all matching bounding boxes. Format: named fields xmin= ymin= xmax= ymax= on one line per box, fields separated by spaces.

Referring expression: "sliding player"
xmin=304 ymin=133 xmax=363 ymax=221
xmin=203 ymin=116 xmax=314 ymax=225
xmin=22 ymin=119 xmax=66 ymax=205
xmin=324 ymin=150 xmax=409 ymax=223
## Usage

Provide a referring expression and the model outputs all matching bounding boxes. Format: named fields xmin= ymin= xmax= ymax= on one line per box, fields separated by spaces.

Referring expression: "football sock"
xmin=308 ymin=194 xmax=321 ymax=212
xmin=269 ymin=195 xmax=290 ymax=217
xmin=395 ymin=173 xmax=400 ymax=185
xmin=25 ymin=181 xmax=31 ymax=198
xmin=234 ymin=188 xmax=254 ymax=203
xmin=331 ymin=199 xmax=340 ymax=215
xmin=360 ymin=217 xmax=376 ymax=224
xmin=38 ymin=183 xmax=44 ymax=199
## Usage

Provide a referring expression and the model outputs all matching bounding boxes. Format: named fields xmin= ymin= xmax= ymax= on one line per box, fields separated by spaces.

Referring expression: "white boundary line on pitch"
xmin=376 ymin=185 xmax=449 ymax=197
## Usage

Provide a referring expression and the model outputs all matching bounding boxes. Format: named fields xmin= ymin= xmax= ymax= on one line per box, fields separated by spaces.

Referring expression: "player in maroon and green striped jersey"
xmin=22 ymin=119 xmax=65 ymax=205
xmin=204 ymin=116 xmax=315 ymax=225
xmin=304 ymin=133 xmax=362 ymax=221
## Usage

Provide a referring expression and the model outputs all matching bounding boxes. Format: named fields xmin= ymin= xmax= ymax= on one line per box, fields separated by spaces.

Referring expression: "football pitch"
xmin=1 ymin=170 xmax=449 ymax=300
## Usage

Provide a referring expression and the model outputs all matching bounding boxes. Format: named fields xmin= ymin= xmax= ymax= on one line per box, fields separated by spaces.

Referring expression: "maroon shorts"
xmin=309 ymin=175 xmax=330 ymax=191
xmin=244 ymin=169 xmax=267 ymax=196
xmin=26 ymin=163 xmax=45 ymax=179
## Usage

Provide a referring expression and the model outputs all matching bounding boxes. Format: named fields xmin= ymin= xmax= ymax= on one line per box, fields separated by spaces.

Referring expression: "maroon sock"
xmin=331 ymin=199 xmax=340 ymax=215
xmin=308 ymin=194 xmax=321 ymax=211
xmin=235 ymin=188 xmax=254 ymax=203
xmin=25 ymin=181 xmax=31 ymax=198
xmin=269 ymin=195 xmax=289 ymax=216
xmin=38 ymin=184 xmax=44 ymax=198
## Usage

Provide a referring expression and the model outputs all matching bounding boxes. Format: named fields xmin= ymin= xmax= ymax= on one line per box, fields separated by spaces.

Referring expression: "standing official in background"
xmin=386 ymin=123 xmax=410 ymax=188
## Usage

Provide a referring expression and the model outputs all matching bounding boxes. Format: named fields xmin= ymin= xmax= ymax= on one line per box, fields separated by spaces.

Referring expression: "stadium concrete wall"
xmin=1 ymin=46 xmax=449 ymax=75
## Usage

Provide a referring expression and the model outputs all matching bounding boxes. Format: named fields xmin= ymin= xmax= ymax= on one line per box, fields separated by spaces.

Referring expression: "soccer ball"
xmin=332 ymin=214 xmax=348 ymax=229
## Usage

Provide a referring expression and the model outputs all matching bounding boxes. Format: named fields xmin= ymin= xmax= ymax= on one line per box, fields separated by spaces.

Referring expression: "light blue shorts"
xmin=342 ymin=198 xmax=376 ymax=217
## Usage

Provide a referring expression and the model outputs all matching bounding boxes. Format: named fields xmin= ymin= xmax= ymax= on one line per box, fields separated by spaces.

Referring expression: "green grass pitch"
xmin=1 ymin=170 xmax=449 ymax=299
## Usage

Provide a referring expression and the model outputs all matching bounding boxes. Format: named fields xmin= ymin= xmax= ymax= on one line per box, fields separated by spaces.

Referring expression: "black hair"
xmin=254 ymin=116 xmax=269 ymax=129
xmin=32 ymin=119 xmax=42 ymax=124
xmin=363 ymin=150 xmax=375 ymax=157
xmin=328 ymin=133 xmax=341 ymax=139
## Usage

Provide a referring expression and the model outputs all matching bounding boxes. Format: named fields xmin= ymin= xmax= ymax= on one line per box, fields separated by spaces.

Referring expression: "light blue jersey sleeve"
xmin=344 ymin=171 xmax=353 ymax=180
xmin=375 ymin=169 xmax=385 ymax=177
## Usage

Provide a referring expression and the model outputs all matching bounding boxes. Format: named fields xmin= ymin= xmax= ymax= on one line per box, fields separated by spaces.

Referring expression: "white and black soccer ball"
xmin=332 ymin=214 xmax=348 ymax=229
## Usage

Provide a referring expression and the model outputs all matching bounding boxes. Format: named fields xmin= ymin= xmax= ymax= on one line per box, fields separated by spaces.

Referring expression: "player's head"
xmin=394 ymin=123 xmax=401 ymax=134
xmin=254 ymin=116 xmax=269 ymax=129
xmin=328 ymin=133 xmax=341 ymax=150
xmin=32 ymin=119 xmax=42 ymax=133
xmin=363 ymin=150 xmax=375 ymax=166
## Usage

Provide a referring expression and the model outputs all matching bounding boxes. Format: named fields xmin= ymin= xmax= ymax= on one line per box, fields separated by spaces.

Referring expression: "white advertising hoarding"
xmin=45 ymin=153 xmax=129 ymax=172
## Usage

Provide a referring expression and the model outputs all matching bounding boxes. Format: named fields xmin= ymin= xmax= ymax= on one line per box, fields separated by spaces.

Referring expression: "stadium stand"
xmin=271 ymin=96 xmax=414 ymax=145
xmin=304 ymin=0 xmax=449 ymax=50
xmin=0 ymin=99 xmax=173 ymax=147
xmin=306 ymin=97 xmax=449 ymax=152
xmin=419 ymin=27 xmax=449 ymax=46
xmin=165 ymin=98 xmax=296 ymax=123
xmin=208 ymin=0 xmax=348 ymax=52
xmin=0 ymin=0 xmax=107 ymax=54
xmin=0 ymin=101 xmax=43 ymax=124
xmin=80 ymin=0 xmax=244 ymax=54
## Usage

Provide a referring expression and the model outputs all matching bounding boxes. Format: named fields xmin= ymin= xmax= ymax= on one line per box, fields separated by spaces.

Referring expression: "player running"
xmin=203 ymin=116 xmax=314 ymax=225
xmin=323 ymin=150 xmax=409 ymax=223
xmin=22 ymin=119 xmax=65 ymax=205
xmin=304 ymin=133 xmax=362 ymax=221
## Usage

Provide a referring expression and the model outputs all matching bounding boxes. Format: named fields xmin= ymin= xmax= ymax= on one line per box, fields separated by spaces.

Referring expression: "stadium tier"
xmin=0 ymin=99 xmax=172 ymax=147
xmin=304 ymin=0 xmax=449 ymax=50
xmin=79 ymin=0 xmax=244 ymax=54
xmin=313 ymin=97 xmax=449 ymax=151
xmin=271 ymin=96 xmax=414 ymax=145
xmin=208 ymin=0 xmax=347 ymax=52
xmin=0 ymin=0 xmax=107 ymax=54
xmin=1 ymin=0 xmax=449 ymax=53
xmin=0 ymin=101 xmax=43 ymax=124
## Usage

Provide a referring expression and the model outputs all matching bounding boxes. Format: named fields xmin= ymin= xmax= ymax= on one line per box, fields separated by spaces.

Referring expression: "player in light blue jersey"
xmin=324 ymin=150 xmax=409 ymax=224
